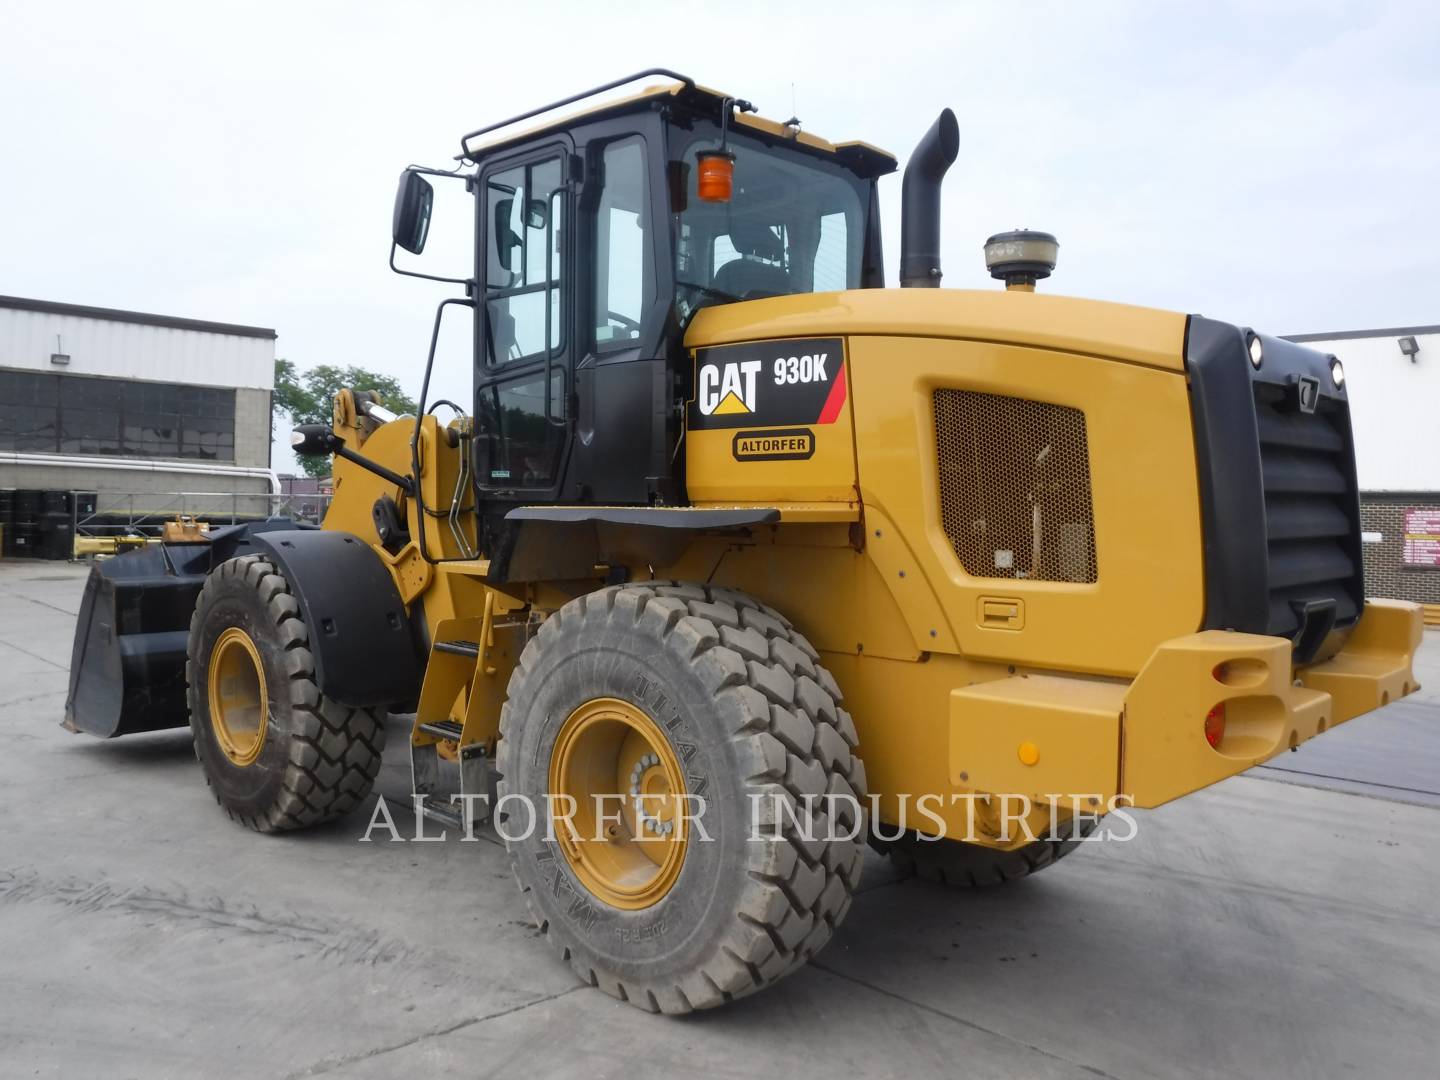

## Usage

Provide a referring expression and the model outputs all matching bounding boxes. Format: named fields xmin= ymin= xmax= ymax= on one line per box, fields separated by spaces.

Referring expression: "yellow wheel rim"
xmin=207 ymin=626 xmax=269 ymax=767
xmin=548 ymin=697 xmax=688 ymax=910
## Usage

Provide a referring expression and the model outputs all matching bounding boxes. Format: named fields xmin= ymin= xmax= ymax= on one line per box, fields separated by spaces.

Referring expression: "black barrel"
xmin=42 ymin=490 xmax=73 ymax=514
xmin=74 ymin=491 xmax=98 ymax=517
xmin=39 ymin=510 xmax=75 ymax=560
xmin=6 ymin=491 xmax=47 ymax=558
xmin=0 ymin=491 xmax=12 ymax=555
xmin=12 ymin=489 xmax=44 ymax=520
xmin=5 ymin=522 xmax=40 ymax=558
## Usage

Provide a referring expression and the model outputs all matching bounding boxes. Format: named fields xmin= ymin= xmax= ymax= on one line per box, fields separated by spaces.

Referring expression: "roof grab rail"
xmin=459 ymin=68 xmax=697 ymax=158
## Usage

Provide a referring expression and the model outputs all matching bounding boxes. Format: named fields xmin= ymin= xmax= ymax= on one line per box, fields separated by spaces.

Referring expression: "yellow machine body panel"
xmin=685 ymin=288 xmax=1188 ymax=372
xmin=312 ymin=288 xmax=1421 ymax=844
xmin=682 ymin=289 xmax=1203 ymax=677
xmin=849 ymin=332 xmax=1204 ymax=677
xmin=660 ymin=288 xmax=1421 ymax=837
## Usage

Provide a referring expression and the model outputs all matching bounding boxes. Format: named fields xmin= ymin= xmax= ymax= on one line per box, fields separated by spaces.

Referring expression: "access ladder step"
xmin=433 ymin=640 xmax=480 ymax=658
xmin=418 ymin=719 xmax=463 ymax=741
xmin=416 ymin=800 xmax=467 ymax=831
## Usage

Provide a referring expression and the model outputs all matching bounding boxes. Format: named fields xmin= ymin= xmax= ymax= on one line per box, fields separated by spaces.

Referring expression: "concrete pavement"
xmin=2 ymin=558 xmax=1437 ymax=1079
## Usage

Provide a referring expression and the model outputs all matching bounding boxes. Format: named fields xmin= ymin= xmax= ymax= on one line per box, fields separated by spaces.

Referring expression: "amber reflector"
xmin=697 ymin=152 xmax=735 ymax=202
xmin=1204 ymin=704 xmax=1226 ymax=749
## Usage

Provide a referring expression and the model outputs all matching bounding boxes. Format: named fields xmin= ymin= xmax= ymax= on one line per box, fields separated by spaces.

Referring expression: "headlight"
xmin=1248 ymin=335 xmax=1264 ymax=369
xmin=1331 ymin=358 xmax=1345 ymax=388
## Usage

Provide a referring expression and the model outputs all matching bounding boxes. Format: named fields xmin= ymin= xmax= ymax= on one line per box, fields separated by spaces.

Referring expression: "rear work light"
xmin=1204 ymin=704 xmax=1227 ymax=749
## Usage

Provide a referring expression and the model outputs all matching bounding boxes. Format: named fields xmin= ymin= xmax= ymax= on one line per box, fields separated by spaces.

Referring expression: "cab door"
xmin=473 ymin=141 xmax=573 ymax=501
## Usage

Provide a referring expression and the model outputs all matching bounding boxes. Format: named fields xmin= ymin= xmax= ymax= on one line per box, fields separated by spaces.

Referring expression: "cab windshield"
xmin=672 ymin=128 xmax=866 ymax=322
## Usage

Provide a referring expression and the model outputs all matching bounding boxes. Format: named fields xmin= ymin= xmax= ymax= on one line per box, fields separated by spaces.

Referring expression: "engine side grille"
xmin=1254 ymin=383 xmax=1363 ymax=636
xmin=933 ymin=389 xmax=1098 ymax=584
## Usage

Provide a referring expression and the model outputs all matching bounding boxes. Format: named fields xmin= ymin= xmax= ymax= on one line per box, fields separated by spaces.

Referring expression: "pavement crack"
xmin=0 ymin=636 xmax=69 ymax=672
xmin=0 ymin=867 xmax=424 ymax=967
xmin=6 ymin=590 xmax=81 ymax=618
xmin=1075 ymin=849 xmax=1440 ymax=932
xmin=283 ymin=984 xmax=585 ymax=1078
xmin=1254 ymin=764 xmax=1440 ymax=803
xmin=809 ymin=959 xmax=1124 ymax=1079
xmin=0 ymin=689 xmax=68 ymax=709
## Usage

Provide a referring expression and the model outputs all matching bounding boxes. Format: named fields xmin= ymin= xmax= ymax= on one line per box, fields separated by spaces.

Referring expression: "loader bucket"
xmin=65 ymin=546 xmax=205 ymax=737
xmin=63 ymin=520 xmax=313 ymax=738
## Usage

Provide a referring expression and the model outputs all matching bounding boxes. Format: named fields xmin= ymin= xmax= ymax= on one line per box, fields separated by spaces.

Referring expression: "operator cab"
xmin=390 ymin=70 xmax=894 ymax=552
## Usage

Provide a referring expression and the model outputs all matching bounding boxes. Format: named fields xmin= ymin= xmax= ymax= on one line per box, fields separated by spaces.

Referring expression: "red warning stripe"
xmin=816 ymin=363 xmax=848 ymax=424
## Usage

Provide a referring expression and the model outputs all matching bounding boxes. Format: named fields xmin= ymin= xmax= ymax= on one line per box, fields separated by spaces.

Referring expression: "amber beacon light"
xmin=697 ymin=94 xmax=754 ymax=203
xmin=697 ymin=151 xmax=735 ymax=202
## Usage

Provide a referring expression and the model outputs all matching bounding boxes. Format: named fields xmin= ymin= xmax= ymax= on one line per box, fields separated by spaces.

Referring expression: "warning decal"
xmin=689 ymin=337 xmax=846 ymax=431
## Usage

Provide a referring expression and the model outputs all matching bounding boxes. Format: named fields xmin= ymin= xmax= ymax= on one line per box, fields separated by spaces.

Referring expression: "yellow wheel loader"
xmin=64 ymin=69 xmax=1423 ymax=1012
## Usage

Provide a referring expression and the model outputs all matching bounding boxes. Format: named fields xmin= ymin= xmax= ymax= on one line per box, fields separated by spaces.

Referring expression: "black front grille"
xmin=1253 ymin=383 xmax=1363 ymax=636
xmin=1185 ymin=317 xmax=1365 ymax=648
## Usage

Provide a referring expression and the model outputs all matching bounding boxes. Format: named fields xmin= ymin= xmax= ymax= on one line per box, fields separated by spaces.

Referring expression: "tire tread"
xmin=186 ymin=554 xmax=384 ymax=834
xmin=496 ymin=580 xmax=866 ymax=1013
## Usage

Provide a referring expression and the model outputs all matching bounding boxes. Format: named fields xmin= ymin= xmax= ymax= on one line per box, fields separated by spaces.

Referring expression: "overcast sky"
xmin=3 ymin=1 xmax=1436 ymax=471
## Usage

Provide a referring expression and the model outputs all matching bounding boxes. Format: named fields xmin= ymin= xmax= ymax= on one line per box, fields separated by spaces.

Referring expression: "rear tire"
xmin=186 ymin=554 xmax=385 ymax=833
xmin=870 ymin=815 xmax=1097 ymax=887
xmin=497 ymin=581 xmax=867 ymax=1013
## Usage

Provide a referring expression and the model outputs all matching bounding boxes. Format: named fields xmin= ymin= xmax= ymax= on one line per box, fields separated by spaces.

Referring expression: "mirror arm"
xmin=388 ymin=240 xmax=473 ymax=286
xmin=406 ymin=163 xmax=470 ymax=180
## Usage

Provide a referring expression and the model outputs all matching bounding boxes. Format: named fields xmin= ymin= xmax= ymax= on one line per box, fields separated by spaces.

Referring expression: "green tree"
xmin=273 ymin=359 xmax=419 ymax=478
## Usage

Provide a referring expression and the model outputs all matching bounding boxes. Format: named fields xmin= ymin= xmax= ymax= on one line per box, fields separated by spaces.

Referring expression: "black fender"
xmin=250 ymin=530 xmax=423 ymax=708
xmin=491 ymin=505 xmax=782 ymax=582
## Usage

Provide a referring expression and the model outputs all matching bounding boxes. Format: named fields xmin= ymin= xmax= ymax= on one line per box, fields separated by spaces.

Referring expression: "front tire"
xmin=497 ymin=582 xmax=867 ymax=1013
xmin=186 ymin=554 xmax=385 ymax=832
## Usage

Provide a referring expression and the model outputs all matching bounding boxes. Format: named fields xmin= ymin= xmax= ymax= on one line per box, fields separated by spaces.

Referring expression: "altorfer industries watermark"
xmin=360 ymin=792 xmax=1140 ymax=844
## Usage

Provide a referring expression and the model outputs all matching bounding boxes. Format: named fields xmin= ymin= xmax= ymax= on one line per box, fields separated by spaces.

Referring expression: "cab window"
xmin=674 ymin=132 xmax=863 ymax=320
xmin=593 ymin=138 xmax=652 ymax=348
xmin=484 ymin=157 xmax=564 ymax=365
xmin=474 ymin=369 xmax=564 ymax=488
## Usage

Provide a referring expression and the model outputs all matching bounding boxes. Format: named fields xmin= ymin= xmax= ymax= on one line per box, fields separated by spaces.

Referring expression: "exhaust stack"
xmin=899 ymin=109 xmax=960 ymax=288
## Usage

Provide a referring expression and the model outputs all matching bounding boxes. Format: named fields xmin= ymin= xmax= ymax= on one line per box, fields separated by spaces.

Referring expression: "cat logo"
xmin=689 ymin=337 xmax=847 ymax=432
xmin=1296 ymin=374 xmax=1321 ymax=415
xmin=697 ymin=358 xmax=763 ymax=416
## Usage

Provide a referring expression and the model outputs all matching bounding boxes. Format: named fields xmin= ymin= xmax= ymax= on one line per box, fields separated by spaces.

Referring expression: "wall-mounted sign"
xmin=1402 ymin=508 xmax=1440 ymax=568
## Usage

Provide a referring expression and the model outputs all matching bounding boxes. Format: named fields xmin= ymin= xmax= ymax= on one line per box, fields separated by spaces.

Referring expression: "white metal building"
xmin=1285 ymin=323 xmax=1440 ymax=611
xmin=0 ymin=295 xmax=278 ymax=514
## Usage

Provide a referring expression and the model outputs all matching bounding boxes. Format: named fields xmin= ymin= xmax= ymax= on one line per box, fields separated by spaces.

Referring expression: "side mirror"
xmin=392 ymin=170 xmax=434 ymax=254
